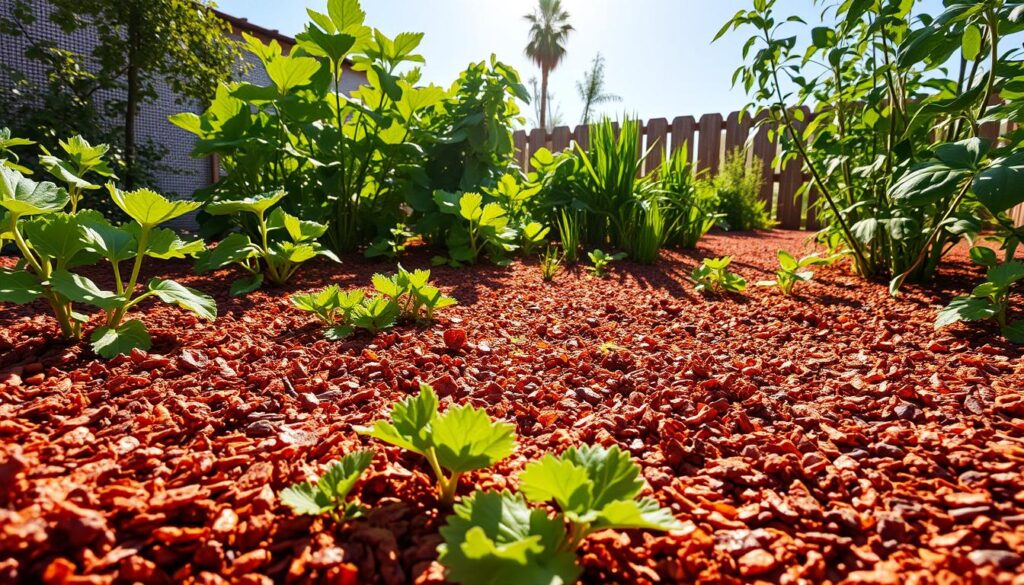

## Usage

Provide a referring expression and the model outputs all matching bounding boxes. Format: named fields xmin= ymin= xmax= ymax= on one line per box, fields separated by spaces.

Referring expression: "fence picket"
xmin=527 ymin=128 xmax=547 ymax=172
xmin=645 ymin=118 xmax=669 ymax=175
xmin=513 ymin=130 xmax=527 ymax=170
xmin=751 ymin=120 xmax=777 ymax=214
xmin=551 ymin=126 xmax=571 ymax=153
xmin=670 ymin=116 xmax=696 ymax=162
xmin=697 ymin=113 xmax=724 ymax=175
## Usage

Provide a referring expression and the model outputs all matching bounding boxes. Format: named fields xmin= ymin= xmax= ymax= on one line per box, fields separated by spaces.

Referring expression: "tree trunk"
xmin=540 ymin=68 xmax=549 ymax=132
xmin=124 ymin=6 xmax=140 ymax=189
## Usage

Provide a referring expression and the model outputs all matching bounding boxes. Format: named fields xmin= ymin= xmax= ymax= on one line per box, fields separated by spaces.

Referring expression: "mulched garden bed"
xmin=1 ymin=229 xmax=1022 ymax=584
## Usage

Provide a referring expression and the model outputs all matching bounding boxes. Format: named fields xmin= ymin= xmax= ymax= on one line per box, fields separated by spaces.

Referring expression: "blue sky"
xmin=215 ymin=0 xmax=945 ymax=128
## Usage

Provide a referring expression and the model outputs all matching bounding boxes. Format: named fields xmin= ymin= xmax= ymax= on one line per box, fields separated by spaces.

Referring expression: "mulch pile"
xmin=1 ymin=230 xmax=1022 ymax=584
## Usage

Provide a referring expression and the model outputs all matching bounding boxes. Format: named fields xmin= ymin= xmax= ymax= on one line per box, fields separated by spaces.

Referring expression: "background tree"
xmin=576 ymin=53 xmax=620 ymax=125
xmin=523 ymin=0 xmax=573 ymax=132
xmin=528 ymin=77 xmax=563 ymax=131
xmin=0 ymin=0 xmax=242 ymax=188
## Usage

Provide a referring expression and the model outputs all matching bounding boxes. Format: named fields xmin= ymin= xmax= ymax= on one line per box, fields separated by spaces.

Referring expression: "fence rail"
xmin=513 ymin=112 xmax=1024 ymax=230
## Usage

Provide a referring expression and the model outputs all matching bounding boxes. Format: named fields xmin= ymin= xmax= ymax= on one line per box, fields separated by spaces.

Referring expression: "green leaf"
xmin=230 ymin=274 xmax=264 ymax=296
xmin=278 ymin=481 xmax=330 ymax=515
xmin=0 ymin=166 xmax=68 ymax=216
xmin=325 ymin=324 xmax=355 ymax=340
xmin=281 ymin=450 xmax=373 ymax=517
xmin=266 ymin=55 xmax=321 ymax=95
xmin=0 ymin=268 xmax=43 ymax=304
xmin=934 ymin=138 xmax=989 ymax=170
xmin=962 ymin=24 xmax=982 ymax=61
xmin=204 ymin=191 xmax=286 ymax=217
xmin=108 ymin=185 xmax=201 ymax=228
xmin=358 ymin=383 xmax=438 ymax=455
xmin=777 ymin=250 xmax=798 ymax=271
xmin=132 ymin=226 xmax=205 ymax=259
xmin=519 ymin=455 xmax=593 ymax=515
xmin=935 ymin=296 xmax=997 ymax=328
xmin=562 ymin=444 xmax=644 ymax=511
xmin=50 ymin=269 xmax=123 ymax=310
xmin=267 ymin=207 xmax=327 ymax=242
xmin=79 ymin=213 xmax=136 ymax=262
xmin=269 ymin=241 xmax=318 ymax=264
xmin=90 ymin=319 xmax=152 ymax=358
xmin=594 ymin=498 xmax=684 ymax=532
xmin=987 ymin=261 xmax=1024 ymax=289
xmin=459 ymin=192 xmax=483 ymax=221
xmin=438 ymin=490 xmax=580 ymax=585
xmin=300 ymin=27 xmax=356 ymax=63
xmin=21 ymin=213 xmax=88 ymax=263
xmin=146 ymin=279 xmax=217 ymax=320
xmin=973 ymin=152 xmax=1024 ymax=213
xmin=969 ymin=246 xmax=998 ymax=268
xmin=372 ymin=273 xmax=404 ymax=298
xmin=194 ymin=233 xmax=257 ymax=272
xmin=889 ymin=163 xmax=969 ymax=207
xmin=431 ymin=404 xmax=517 ymax=473
xmin=327 ymin=0 xmax=366 ymax=31
xmin=1003 ymin=320 xmax=1024 ymax=344
xmin=478 ymin=203 xmax=509 ymax=228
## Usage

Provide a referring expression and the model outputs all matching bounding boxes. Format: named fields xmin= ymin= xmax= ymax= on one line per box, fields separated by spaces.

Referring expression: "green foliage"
xmin=280 ymin=450 xmax=373 ymax=521
xmin=438 ymin=444 xmax=680 ymax=585
xmin=587 ymin=248 xmax=625 ymax=278
xmin=194 ymin=191 xmax=337 ymax=292
xmin=0 ymin=128 xmax=35 ymax=174
xmin=936 ymin=247 xmax=1023 ymax=342
xmin=38 ymin=135 xmax=115 ymax=213
xmin=710 ymin=148 xmax=772 ymax=232
xmin=539 ymin=246 xmax=563 ymax=281
xmin=655 ymin=144 xmax=721 ymax=249
xmin=757 ymin=250 xmax=842 ymax=296
xmin=430 ymin=190 xmax=518 ymax=265
xmin=691 ymin=256 xmax=747 ymax=294
xmin=555 ymin=208 xmax=581 ymax=264
xmin=291 ymin=264 xmax=456 ymax=339
xmin=359 ymin=384 xmax=516 ymax=505
xmin=719 ymin=0 xmax=1022 ymax=288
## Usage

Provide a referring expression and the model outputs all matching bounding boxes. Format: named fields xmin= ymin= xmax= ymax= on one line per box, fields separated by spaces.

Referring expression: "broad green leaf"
xmin=562 ymin=444 xmax=644 ymax=511
xmin=777 ymin=250 xmax=798 ymax=271
xmin=325 ymin=324 xmax=355 ymax=340
xmin=131 ymin=226 xmax=205 ymax=259
xmin=269 ymin=241 xmax=318 ymax=264
xmin=594 ymin=498 xmax=684 ymax=532
xmin=204 ymin=191 xmax=286 ymax=217
xmin=969 ymin=246 xmax=998 ymax=267
xmin=358 ymin=383 xmax=438 ymax=455
xmin=50 ymin=269 xmax=122 ymax=310
xmin=292 ymin=284 xmax=341 ymax=313
xmin=962 ymin=24 xmax=982 ymax=61
xmin=300 ymin=27 xmax=356 ymax=63
xmin=194 ymin=233 xmax=257 ymax=272
xmin=268 ymin=207 xmax=327 ymax=242
xmin=889 ymin=163 xmax=969 ymax=207
xmin=1003 ymin=320 xmax=1024 ymax=344
xmin=230 ymin=274 xmax=264 ymax=296
xmin=146 ymin=279 xmax=217 ymax=320
xmin=39 ymin=153 xmax=95 ymax=191
xmin=935 ymin=296 xmax=997 ymax=328
xmin=987 ymin=261 xmax=1024 ymax=289
xmin=703 ymin=257 xmax=732 ymax=270
xmin=459 ymin=192 xmax=483 ymax=221
xmin=523 ymin=222 xmax=549 ymax=242
xmin=90 ymin=319 xmax=152 ymax=358
xmin=519 ymin=455 xmax=593 ymax=514
xmin=79 ymin=214 xmax=137 ymax=262
xmin=0 ymin=166 xmax=68 ymax=216
xmin=934 ymin=138 xmax=988 ymax=170
xmin=21 ymin=213 xmax=88 ymax=263
xmin=327 ymin=0 xmax=366 ymax=31
xmin=281 ymin=450 xmax=373 ymax=516
xmin=479 ymin=203 xmax=509 ymax=228
xmin=438 ymin=490 xmax=580 ymax=585
xmin=0 ymin=269 xmax=43 ymax=304
xmin=431 ymin=404 xmax=517 ymax=473
xmin=108 ymin=185 xmax=201 ymax=227
xmin=372 ymin=273 xmax=403 ymax=298
xmin=973 ymin=152 xmax=1024 ymax=213
xmin=266 ymin=55 xmax=321 ymax=95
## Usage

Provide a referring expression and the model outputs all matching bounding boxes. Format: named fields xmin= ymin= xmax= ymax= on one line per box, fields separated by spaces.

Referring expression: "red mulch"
xmin=1 ymin=230 xmax=1022 ymax=585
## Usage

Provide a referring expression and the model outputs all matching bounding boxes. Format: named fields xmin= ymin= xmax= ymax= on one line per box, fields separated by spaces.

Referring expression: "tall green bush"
xmin=711 ymin=148 xmax=773 ymax=232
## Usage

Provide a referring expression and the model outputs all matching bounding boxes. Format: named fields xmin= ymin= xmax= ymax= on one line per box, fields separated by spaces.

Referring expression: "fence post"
xmin=697 ymin=113 xmax=724 ymax=176
xmin=573 ymin=125 xmax=589 ymax=151
xmin=644 ymin=118 xmax=669 ymax=176
xmin=723 ymin=111 xmax=751 ymax=157
xmin=527 ymin=128 xmax=547 ymax=172
xmin=551 ymin=126 xmax=571 ymax=153
xmin=670 ymin=116 xmax=696 ymax=162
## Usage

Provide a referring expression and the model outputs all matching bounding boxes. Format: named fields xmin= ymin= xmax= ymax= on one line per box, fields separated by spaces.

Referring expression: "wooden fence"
xmin=513 ymin=111 xmax=1023 ymax=230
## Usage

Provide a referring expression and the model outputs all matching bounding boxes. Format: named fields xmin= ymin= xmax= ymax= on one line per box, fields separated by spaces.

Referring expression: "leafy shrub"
xmin=711 ymin=148 xmax=772 ymax=232
xmin=691 ymin=256 xmax=747 ymax=294
xmin=630 ymin=200 xmax=666 ymax=264
xmin=291 ymin=265 xmax=455 ymax=339
xmin=936 ymin=246 xmax=1023 ymax=342
xmin=430 ymin=191 xmax=517 ymax=265
xmin=587 ymin=249 xmax=625 ymax=278
xmin=757 ymin=250 xmax=842 ymax=296
xmin=656 ymin=144 xmax=721 ymax=249
xmin=280 ymin=450 xmax=373 ymax=521
xmin=359 ymin=384 xmax=516 ymax=505
xmin=438 ymin=444 xmax=681 ymax=584
xmin=194 ymin=191 xmax=337 ymax=294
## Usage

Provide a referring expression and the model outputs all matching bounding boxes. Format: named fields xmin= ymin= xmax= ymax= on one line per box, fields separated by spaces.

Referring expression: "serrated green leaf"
xmin=325 ymin=324 xmax=355 ymax=340
xmin=79 ymin=214 xmax=137 ymax=262
xmin=1003 ymin=320 xmax=1024 ymax=344
xmin=0 ymin=268 xmax=43 ymax=303
xmin=519 ymin=455 xmax=593 ymax=514
xmin=562 ymin=444 xmax=644 ymax=511
xmin=327 ymin=0 xmax=366 ymax=31
xmin=131 ymin=225 xmax=205 ymax=259
xmin=459 ymin=192 xmax=483 ymax=221
xmin=90 ymin=319 xmax=151 ymax=358
xmin=204 ymin=191 xmax=286 ymax=216
xmin=358 ymin=383 xmax=438 ymax=455
xmin=50 ymin=269 xmax=122 ymax=310
xmin=279 ymin=481 xmax=331 ymax=515
xmin=317 ymin=450 xmax=373 ymax=503
xmin=230 ymin=274 xmax=264 ymax=296
xmin=987 ymin=261 xmax=1024 ymax=289
xmin=266 ymin=55 xmax=321 ymax=95
xmin=594 ymin=497 xmax=684 ymax=532
xmin=935 ymin=296 xmax=997 ymax=328
xmin=108 ymin=185 xmax=200 ymax=227
xmin=21 ymin=213 xmax=89 ymax=263
xmin=146 ymin=279 xmax=217 ymax=320
xmin=431 ymin=404 xmax=516 ymax=473
xmin=0 ymin=166 xmax=68 ymax=216
xmin=195 ymin=232 xmax=257 ymax=272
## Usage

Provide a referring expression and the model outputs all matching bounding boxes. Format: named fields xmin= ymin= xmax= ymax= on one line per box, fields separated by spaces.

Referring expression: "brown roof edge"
xmin=213 ymin=8 xmax=296 ymax=47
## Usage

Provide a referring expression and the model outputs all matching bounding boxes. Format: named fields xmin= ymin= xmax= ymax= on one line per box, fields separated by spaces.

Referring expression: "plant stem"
xmin=891 ymin=178 xmax=973 ymax=293
xmin=109 ymin=225 xmax=150 ymax=326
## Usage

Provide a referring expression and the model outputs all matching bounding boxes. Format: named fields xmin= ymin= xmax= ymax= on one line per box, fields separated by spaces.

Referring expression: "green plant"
xmin=587 ymin=248 xmax=625 ymax=278
xmin=358 ymin=384 xmax=516 ymax=505
xmin=437 ymin=444 xmax=681 ymax=585
xmin=711 ymin=148 xmax=772 ymax=232
xmin=936 ymin=246 xmax=1023 ymax=342
xmin=556 ymin=208 xmax=581 ymax=263
xmin=540 ymin=246 xmax=563 ymax=281
xmin=292 ymin=265 xmax=456 ymax=339
xmin=691 ymin=256 xmax=747 ymax=294
xmin=0 ymin=128 xmax=34 ymax=174
xmin=432 ymin=191 xmax=518 ymax=265
xmin=757 ymin=250 xmax=842 ymax=296
xmin=38 ymin=135 xmax=115 ymax=213
xmin=656 ymin=144 xmax=721 ymax=249
xmin=719 ymin=0 xmax=1024 ymax=286
xmin=631 ymin=200 xmax=666 ymax=264
xmin=195 ymin=191 xmax=338 ymax=294
xmin=365 ymin=223 xmax=414 ymax=259
xmin=280 ymin=450 xmax=373 ymax=522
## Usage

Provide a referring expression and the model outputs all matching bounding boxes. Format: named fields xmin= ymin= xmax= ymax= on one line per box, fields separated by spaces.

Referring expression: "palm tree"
xmin=524 ymin=0 xmax=573 ymax=131
xmin=577 ymin=53 xmax=621 ymax=125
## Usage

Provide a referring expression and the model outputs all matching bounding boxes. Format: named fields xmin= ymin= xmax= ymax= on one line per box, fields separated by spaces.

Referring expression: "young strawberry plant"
xmin=372 ymin=265 xmax=458 ymax=322
xmin=432 ymin=191 xmax=518 ymax=265
xmin=358 ymin=384 xmax=516 ymax=505
xmin=50 ymin=186 xmax=215 ymax=358
xmin=756 ymin=250 xmax=841 ymax=296
xmin=587 ymin=249 xmax=625 ymax=278
xmin=195 ymin=191 xmax=338 ymax=295
xmin=936 ymin=247 xmax=1024 ymax=343
xmin=280 ymin=450 xmax=374 ymax=522
xmin=291 ymin=285 xmax=365 ymax=340
xmin=38 ymin=136 xmax=115 ymax=214
xmin=691 ymin=256 xmax=746 ymax=294
xmin=438 ymin=444 xmax=682 ymax=584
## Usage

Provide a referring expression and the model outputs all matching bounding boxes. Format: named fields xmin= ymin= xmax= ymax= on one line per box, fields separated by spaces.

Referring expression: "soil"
xmin=1 ymin=230 xmax=1022 ymax=585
